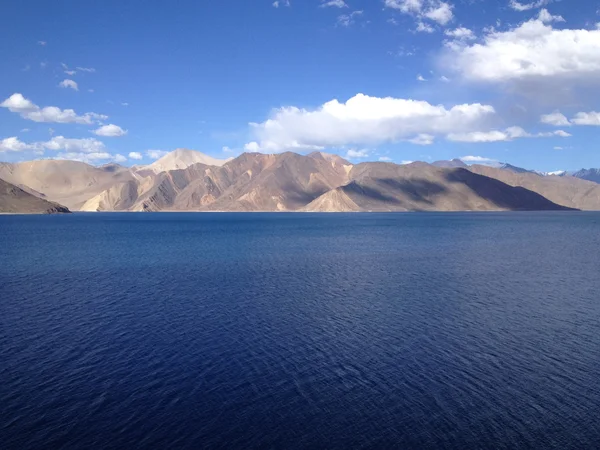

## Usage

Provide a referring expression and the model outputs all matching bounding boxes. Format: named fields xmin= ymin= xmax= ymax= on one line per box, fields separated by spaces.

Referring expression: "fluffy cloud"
xmin=448 ymin=126 xmax=570 ymax=142
xmin=379 ymin=156 xmax=393 ymax=161
xmin=128 ymin=151 xmax=143 ymax=160
xmin=540 ymin=111 xmax=571 ymax=126
xmin=0 ymin=137 xmax=32 ymax=152
xmin=571 ymin=111 xmax=600 ymax=125
xmin=337 ymin=10 xmax=363 ymax=27
xmin=246 ymin=93 xmax=495 ymax=151
xmin=59 ymin=79 xmax=79 ymax=91
xmin=114 ymin=154 xmax=127 ymax=163
xmin=93 ymin=124 xmax=127 ymax=137
xmin=460 ymin=155 xmax=499 ymax=164
xmin=54 ymin=152 xmax=113 ymax=163
xmin=409 ymin=134 xmax=435 ymax=145
xmin=320 ymin=0 xmax=347 ymax=7
xmin=1 ymin=93 xmax=107 ymax=124
xmin=447 ymin=12 xmax=600 ymax=83
xmin=147 ymin=150 xmax=169 ymax=159
xmin=445 ymin=27 xmax=475 ymax=40
xmin=0 ymin=135 xmax=107 ymax=156
xmin=540 ymin=110 xmax=600 ymax=126
xmin=43 ymin=136 xmax=107 ymax=153
xmin=509 ymin=0 xmax=549 ymax=11
xmin=416 ymin=21 xmax=435 ymax=33
xmin=272 ymin=0 xmax=290 ymax=7
xmin=385 ymin=0 xmax=454 ymax=26
xmin=345 ymin=149 xmax=370 ymax=159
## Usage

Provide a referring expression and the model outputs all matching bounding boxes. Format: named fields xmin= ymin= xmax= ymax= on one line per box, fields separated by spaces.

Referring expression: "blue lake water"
xmin=1 ymin=212 xmax=600 ymax=449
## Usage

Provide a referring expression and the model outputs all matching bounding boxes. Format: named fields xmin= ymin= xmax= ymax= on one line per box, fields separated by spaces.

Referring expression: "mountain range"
xmin=1 ymin=149 xmax=599 ymax=213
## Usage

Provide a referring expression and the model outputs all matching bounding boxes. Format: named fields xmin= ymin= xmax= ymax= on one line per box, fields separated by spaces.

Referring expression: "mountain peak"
xmin=143 ymin=149 xmax=231 ymax=174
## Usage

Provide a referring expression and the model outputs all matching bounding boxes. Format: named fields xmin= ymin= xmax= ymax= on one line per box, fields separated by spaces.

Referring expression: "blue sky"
xmin=1 ymin=0 xmax=599 ymax=171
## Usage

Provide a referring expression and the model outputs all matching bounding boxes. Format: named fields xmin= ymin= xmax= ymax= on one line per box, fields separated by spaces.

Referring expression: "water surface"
xmin=1 ymin=212 xmax=600 ymax=449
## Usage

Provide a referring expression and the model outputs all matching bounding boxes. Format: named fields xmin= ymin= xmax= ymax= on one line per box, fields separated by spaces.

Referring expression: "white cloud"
xmin=571 ymin=111 xmax=600 ymax=125
xmin=0 ymin=137 xmax=32 ymax=152
xmin=401 ymin=160 xmax=415 ymax=165
xmin=440 ymin=75 xmax=451 ymax=82
xmin=447 ymin=14 xmax=600 ymax=84
xmin=385 ymin=0 xmax=454 ymax=26
xmin=320 ymin=0 xmax=347 ymax=7
xmin=59 ymin=79 xmax=79 ymax=91
xmin=147 ymin=150 xmax=169 ymax=159
xmin=345 ymin=149 xmax=370 ymax=159
xmin=44 ymin=136 xmax=106 ymax=153
xmin=54 ymin=152 xmax=113 ymax=163
xmin=0 ymin=93 xmax=107 ymax=124
xmin=114 ymin=154 xmax=127 ymax=163
xmin=93 ymin=124 xmax=127 ymax=137
xmin=423 ymin=2 xmax=453 ymax=25
xmin=121 ymin=102 xmax=129 ymax=107
xmin=448 ymin=126 xmax=570 ymax=142
xmin=553 ymin=146 xmax=563 ymax=150
xmin=537 ymin=8 xmax=564 ymax=23
xmin=445 ymin=27 xmax=475 ymax=40
xmin=417 ymin=74 xmax=427 ymax=81
xmin=409 ymin=134 xmax=435 ymax=145
xmin=76 ymin=67 xmax=96 ymax=73
xmin=509 ymin=0 xmax=549 ymax=11
xmin=337 ymin=10 xmax=363 ymax=27
xmin=222 ymin=146 xmax=235 ymax=153
xmin=65 ymin=70 xmax=77 ymax=76
xmin=0 ymin=135 xmax=107 ymax=156
xmin=272 ymin=0 xmax=290 ymax=7
xmin=379 ymin=156 xmax=393 ymax=161
xmin=460 ymin=155 xmax=499 ymax=163
xmin=540 ymin=111 xmax=571 ymax=126
xmin=246 ymin=93 xmax=495 ymax=152
xmin=128 ymin=151 xmax=143 ymax=160
xmin=38 ymin=40 xmax=47 ymax=46
xmin=416 ymin=21 xmax=435 ymax=33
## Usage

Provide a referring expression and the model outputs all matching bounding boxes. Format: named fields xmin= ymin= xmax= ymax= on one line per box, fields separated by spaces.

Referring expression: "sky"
xmin=1 ymin=0 xmax=600 ymax=172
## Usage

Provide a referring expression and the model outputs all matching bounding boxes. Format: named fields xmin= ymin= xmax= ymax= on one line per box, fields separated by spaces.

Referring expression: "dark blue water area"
xmin=2 ymin=212 xmax=600 ymax=449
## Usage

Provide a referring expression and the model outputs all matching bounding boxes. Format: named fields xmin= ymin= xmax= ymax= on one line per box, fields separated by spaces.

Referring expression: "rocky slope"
xmin=0 ymin=178 xmax=70 ymax=214
xmin=468 ymin=165 xmax=600 ymax=210
xmin=304 ymin=162 xmax=571 ymax=212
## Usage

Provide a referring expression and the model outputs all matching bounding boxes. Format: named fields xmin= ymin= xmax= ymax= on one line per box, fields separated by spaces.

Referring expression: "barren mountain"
xmin=139 ymin=149 xmax=231 ymax=174
xmin=305 ymin=162 xmax=572 ymax=212
xmin=468 ymin=165 xmax=600 ymax=210
xmin=0 ymin=160 xmax=136 ymax=210
xmin=81 ymin=152 xmax=352 ymax=212
xmin=0 ymin=178 xmax=70 ymax=214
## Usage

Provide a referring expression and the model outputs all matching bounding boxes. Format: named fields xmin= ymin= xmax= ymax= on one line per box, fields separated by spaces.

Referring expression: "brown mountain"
xmin=1 ymin=152 xmax=592 ymax=213
xmin=0 ymin=160 xmax=136 ymax=210
xmin=304 ymin=162 xmax=571 ymax=212
xmin=82 ymin=152 xmax=352 ymax=212
xmin=468 ymin=164 xmax=600 ymax=210
xmin=0 ymin=178 xmax=70 ymax=214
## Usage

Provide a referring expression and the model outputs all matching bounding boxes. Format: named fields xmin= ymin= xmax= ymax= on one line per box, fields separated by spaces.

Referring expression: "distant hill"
xmin=0 ymin=178 xmax=70 ymax=214
xmin=571 ymin=168 xmax=600 ymax=184
xmin=304 ymin=162 xmax=571 ymax=212
xmin=3 ymin=150 xmax=599 ymax=212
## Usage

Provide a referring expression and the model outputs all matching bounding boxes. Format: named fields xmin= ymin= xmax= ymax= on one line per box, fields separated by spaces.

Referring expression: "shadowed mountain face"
xmin=1 ymin=151 xmax=594 ymax=212
xmin=468 ymin=165 xmax=600 ymax=211
xmin=571 ymin=168 xmax=600 ymax=184
xmin=0 ymin=178 xmax=70 ymax=214
xmin=305 ymin=163 xmax=572 ymax=212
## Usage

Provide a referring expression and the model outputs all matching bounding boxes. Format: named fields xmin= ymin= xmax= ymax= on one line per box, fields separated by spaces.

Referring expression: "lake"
xmin=1 ymin=212 xmax=600 ymax=449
